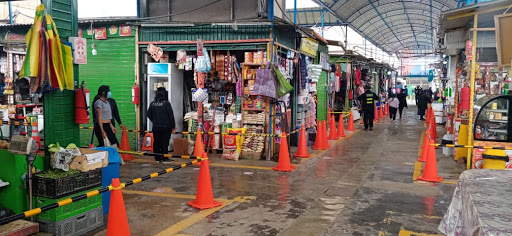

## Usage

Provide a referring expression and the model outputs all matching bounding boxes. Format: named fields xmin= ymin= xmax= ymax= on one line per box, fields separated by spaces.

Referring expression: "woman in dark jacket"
xmin=147 ymin=87 xmax=175 ymax=163
xmin=397 ymin=89 xmax=408 ymax=119
xmin=416 ymin=90 xmax=430 ymax=121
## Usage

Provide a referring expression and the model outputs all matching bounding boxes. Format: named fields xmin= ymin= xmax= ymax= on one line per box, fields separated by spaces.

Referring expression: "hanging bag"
xmin=273 ymin=65 xmax=293 ymax=97
xmin=253 ymin=63 xmax=278 ymax=99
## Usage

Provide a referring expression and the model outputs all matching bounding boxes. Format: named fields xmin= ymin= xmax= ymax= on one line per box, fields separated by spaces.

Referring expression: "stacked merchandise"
xmin=241 ymin=125 xmax=265 ymax=159
xmin=243 ymin=112 xmax=265 ymax=125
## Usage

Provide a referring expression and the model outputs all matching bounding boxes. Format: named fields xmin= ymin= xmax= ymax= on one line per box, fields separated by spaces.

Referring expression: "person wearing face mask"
xmin=107 ymin=92 xmax=122 ymax=128
xmin=93 ymin=85 xmax=119 ymax=147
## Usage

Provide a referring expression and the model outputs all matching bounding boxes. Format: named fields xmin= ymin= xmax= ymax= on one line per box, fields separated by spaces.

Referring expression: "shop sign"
xmin=300 ymin=38 xmax=319 ymax=58
xmin=69 ymin=37 xmax=87 ymax=64
xmin=466 ymin=40 xmax=473 ymax=60
xmin=119 ymin=25 xmax=131 ymax=36
xmin=109 ymin=25 xmax=118 ymax=36
xmin=95 ymin=27 xmax=107 ymax=40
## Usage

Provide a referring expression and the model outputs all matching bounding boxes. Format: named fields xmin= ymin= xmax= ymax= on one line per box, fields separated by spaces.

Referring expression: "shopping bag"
xmin=253 ymin=63 xmax=278 ymax=99
xmin=273 ymin=65 xmax=293 ymax=97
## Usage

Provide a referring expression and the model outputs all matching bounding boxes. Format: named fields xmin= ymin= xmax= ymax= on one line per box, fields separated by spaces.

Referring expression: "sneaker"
xmin=369 ymin=127 xmax=373 ymax=130
xmin=364 ymin=127 xmax=368 ymax=130
xmin=160 ymin=158 xmax=174 ymax=164
xmin=420 ymin=118 xmax=426 ymax=121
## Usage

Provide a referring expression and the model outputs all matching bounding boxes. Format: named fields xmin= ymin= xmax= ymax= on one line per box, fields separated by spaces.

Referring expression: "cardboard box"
xmin=173 ymin=138 xmax=189 ymax=155
xmin=69 ymin=148 xmax=108 ymax=172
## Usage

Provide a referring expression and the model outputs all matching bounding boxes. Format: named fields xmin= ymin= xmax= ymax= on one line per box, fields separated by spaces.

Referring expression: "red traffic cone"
xmin=273 ymin=132 xmax=296 ymax=171
xmin=188 ymin=153 xmax=222 ymax=209
xmin=312 ymin=121 xmax=323 ymax=150
xmin=379 ymin=105 xmax=384 ymax=119
xmin=418 ymin=139 xmax=443 ymax=183
xmin=294 ymin=126 xmax=310 ymax=158
xmin=418 ymin=131 xmax=431 ymax=162
xmin=321 ymin=121 xmax=331 ymax=149
xmin=328 ymin=118 xmax=339 ymax=140
xmin=120 ymin=126 xmax=134 ymax=161
xmin=337 ymin=114 xmax=346 ymax=138
xmin=106 ymin=178 xmax=130 ymax=236
xmin=347 ymin=113 xmax=356 ymax=131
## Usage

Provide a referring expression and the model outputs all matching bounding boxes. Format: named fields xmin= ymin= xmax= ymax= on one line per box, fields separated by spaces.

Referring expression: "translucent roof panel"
xmin=312 ymin=0 xmax=459 ymax=57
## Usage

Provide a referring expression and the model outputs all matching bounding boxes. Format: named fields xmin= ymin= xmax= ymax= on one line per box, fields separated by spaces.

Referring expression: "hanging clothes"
xmin=355 ymin=68 xmax=362 ymax=85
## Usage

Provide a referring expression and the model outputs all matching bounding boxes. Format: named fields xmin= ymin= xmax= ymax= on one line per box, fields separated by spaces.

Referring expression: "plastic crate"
xmin=34 ymin=188 xmax=102 ymax=222
xmin=33 ymin=169 xmax=102 ymax=199
xmin=38 ymin=206 xmax=103 ymax=236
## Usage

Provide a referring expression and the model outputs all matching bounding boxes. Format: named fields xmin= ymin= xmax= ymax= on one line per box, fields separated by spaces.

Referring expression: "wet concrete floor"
xmin=88 ymin=107 xmax=464 ymax=236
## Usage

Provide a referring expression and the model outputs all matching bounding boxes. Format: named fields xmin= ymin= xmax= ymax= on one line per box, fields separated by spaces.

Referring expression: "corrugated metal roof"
xmin=439 ymin=0 xmax=512 ymax=32
xmin=291 ymin=0 xmax=462 ymax=58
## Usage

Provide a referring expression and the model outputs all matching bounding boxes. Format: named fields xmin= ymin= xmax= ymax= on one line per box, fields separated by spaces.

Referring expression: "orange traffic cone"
xmin=322 ymin=121 xmax=331 ymax=149
xmin=328 ymin=118 xmax=339 ymax=140
xmin=273 ymin=132 xmax=296 ymax=171
xmin=385 ymin=103 xmax=389 ymax=115
xmin=430 ymin=115 xmax=438 ymax=139
xmin=312 ymin=121 xmax=323 ymax=150
xmin=418 ymin=139 xmax=443 ymax=183
xmin=379 ymin=105 xmax=384 ymax=119
xmin=374 ymin=105 xmax=379 ymax=122
xmin=294 ymin=126 xmax=310 ymax=158
xmin=106 ymin=178 xmax=130 ymax=236
xmin=418 ymin=131 xmax=431 ymax=162
xmin=120 ymin=126 xmax=134 ymax=161
xmin=188 ymin=153 xmax=222 ymax=209
xmin=347 ymin=113 xmax=355 ymax=131
xmin=193 ymin=128 xmax=207 ymax=165
xmin=337 ymin=114 xmax=346 ymax=137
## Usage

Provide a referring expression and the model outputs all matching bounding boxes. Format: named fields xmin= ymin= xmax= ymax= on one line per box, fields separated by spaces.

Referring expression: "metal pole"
xmin=8 ymin=1 xmax=13 ymax=24
xmin=293 ymin=0 xmax=297 ymax=24
xmin=321 ymin=8 xmax=324 ymax=37
xmin=467 ymin=14 xmax=478 ymax=170
xmin=454 ymin=54 xmax=459 ymax=119
xmin=364 ymin=37 xmax=367 ymax=56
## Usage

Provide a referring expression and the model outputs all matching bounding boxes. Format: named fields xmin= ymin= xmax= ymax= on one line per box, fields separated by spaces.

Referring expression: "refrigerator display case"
xmin=146 ymin=63 xmax=184 ymax=137
xmin=474 ymin=95 xmax=510 ymax=141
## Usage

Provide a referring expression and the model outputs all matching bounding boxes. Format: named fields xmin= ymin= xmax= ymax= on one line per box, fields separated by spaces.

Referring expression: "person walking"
xmin=108 ymin=95 xmax=122 ymax=128
xmin=147 ymin=87 xmax=176 ymax=163
xmin=93 ymin=85 xmax=119 ymax=147
xmin=388 ymin=94 xmax=399 ymax=121
xmin=397 ymin=89 xmax=408 ymax=119
xmin=416 ymin=90 xmax=430 ymax=120
xmin=358 ymin=85 xmax=379 ymax=130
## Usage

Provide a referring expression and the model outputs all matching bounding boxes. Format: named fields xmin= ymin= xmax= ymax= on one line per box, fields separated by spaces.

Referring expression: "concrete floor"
xmin=87 ymin=107 xmax=465 ymax=236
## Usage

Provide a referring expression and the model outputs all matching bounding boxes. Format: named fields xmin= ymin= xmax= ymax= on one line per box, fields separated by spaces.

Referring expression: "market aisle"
xmin=87 ymin=107 xmax=465 ymax=236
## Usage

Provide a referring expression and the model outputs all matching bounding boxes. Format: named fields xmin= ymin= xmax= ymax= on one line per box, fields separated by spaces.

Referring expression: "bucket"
xmin=482 ymin=149 xmax=508 ymax=169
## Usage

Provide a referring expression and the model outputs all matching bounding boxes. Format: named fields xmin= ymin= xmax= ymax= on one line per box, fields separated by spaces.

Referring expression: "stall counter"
xmin=0 ymin=149 xmax=45 ymax=214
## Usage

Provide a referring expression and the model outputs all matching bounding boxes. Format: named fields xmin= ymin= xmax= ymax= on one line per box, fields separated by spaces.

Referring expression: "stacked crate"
xmin=33 ymin=169 xmax=103 ymax=236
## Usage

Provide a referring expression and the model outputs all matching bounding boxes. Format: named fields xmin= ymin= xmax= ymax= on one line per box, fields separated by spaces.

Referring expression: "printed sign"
xmin=69 ymin=37 xmax=87 ymax=64
xmin=119 ymin=25 xmax=131 ymax=36
xmin=466 ymin=40 xmax=473 ymax=60
xmin=473 ymin=141 xmax=512 ymax=169
xmin=148 ymin=44 xmax=163 ymax=62
xmin=95 ymin=27 xmax=107 ymax=40
xmin=109 ymin=25 xmax=118 ymax=35
xmin=300 ymin=38 xmax=319 ymax=58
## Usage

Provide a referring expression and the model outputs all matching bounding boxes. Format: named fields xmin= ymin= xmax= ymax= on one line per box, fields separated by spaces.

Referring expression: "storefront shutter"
xmin=79 ymin=35 xmax=136 ymax=149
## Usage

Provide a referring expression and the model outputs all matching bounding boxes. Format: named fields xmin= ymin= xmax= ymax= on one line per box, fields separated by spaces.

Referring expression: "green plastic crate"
xmin=34 ymin=188 xmax=102 ymax=222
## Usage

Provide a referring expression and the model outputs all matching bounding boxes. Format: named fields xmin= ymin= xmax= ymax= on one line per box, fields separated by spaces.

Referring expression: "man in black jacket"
xmin=358 ymin=86 xmax=379 ymax=130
